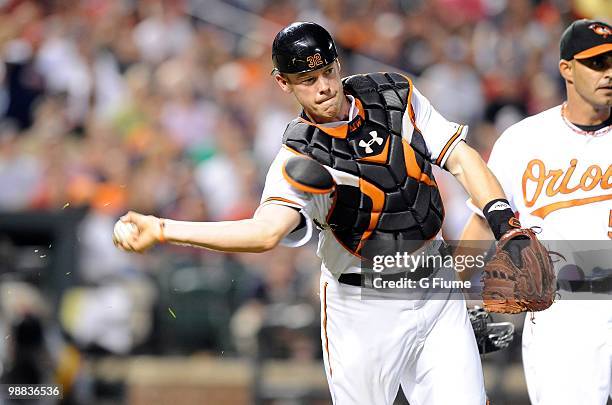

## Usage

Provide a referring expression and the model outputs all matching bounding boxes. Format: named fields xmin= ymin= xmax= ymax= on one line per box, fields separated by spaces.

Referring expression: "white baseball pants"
xmin=523 ymin=299 xmax=612 ymax=405
xmin=319 ymin=269 xmax=486 ymax=405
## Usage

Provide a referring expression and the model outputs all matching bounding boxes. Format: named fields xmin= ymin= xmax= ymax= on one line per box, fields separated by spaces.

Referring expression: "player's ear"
xmin=559 ymin=59 xmax=573 ymax=84
xmin=274 ymin=73 xmax=293 ymax=94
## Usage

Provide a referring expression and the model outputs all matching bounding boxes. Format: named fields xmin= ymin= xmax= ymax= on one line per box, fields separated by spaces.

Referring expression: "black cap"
xmin=272 ymin=22 xmax=338 ymax=74
xmin=560 ymin=19 xmax=612 ymax=61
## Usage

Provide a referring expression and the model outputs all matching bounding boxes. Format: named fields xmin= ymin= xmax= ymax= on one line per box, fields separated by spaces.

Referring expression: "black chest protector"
xmin=282 ymin=72 xmax=444 ymax=256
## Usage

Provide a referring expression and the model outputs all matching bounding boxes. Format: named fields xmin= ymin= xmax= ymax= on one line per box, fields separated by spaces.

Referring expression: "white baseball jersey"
xmin=258 ymin=88 xmax=467 ymax=278
xmin=473 ymin=105 xmax=612 ymax=405
xmin=475 ymin=105 xmax=612 ymax=241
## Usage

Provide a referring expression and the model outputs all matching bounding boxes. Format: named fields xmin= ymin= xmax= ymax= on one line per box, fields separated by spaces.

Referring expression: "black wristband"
xmin=483 ymin=199 xmax=521 ymax=240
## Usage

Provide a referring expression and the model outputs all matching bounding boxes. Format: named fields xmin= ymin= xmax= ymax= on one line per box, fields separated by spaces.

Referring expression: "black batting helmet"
xmin=272 ymin=22 xmax=338 ymax=74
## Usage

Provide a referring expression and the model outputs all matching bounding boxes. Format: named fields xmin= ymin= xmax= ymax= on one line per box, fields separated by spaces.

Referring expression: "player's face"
xmin=570 ymin=52 xmax=612 ymax=107
xmin=275 ymin=61 xmax=345 ymax=123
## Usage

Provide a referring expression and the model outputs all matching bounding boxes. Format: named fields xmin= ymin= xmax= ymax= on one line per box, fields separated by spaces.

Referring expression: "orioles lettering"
xmin=521 ymin=159 xmax=612 ymax=218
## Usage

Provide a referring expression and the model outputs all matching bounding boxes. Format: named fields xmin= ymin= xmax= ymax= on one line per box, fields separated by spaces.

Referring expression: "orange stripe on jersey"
xmin=436 ymin=125 xmax=464 ymax=166
xmin=261 ymin=197 xmax=303 ymax=207
xmin=530 ymin=194 xmax=612 ymax=219
xmin=322 ymin=281 xmax=332 ymax=377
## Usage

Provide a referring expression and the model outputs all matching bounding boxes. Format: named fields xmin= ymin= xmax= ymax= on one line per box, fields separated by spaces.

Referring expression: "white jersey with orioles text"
xmin=484 ymin=105 xmax=611 ymax=241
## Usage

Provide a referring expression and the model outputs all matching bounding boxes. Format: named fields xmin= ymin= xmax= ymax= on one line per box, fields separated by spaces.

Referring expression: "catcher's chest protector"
xmin=282 ymin=72 xmax=444 ymax=255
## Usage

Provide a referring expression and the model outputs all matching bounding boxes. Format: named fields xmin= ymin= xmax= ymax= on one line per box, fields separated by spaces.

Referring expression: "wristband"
xmin=158 ymin=218 xmax=166 ymax=243
xmin=483 ymin=199 xmax=521 ymax=240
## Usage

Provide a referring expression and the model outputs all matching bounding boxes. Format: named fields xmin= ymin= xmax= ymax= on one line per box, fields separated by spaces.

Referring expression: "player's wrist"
xmin=157 ymin=217 xmax=166 ymax=243
xmin=483 ymin=198 xmax=521 ymax=240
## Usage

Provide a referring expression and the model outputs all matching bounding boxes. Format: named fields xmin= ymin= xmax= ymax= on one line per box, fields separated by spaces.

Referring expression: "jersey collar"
xmin=560 ymin=103 xmax=612 ymax=137
xmin=299 ymin=95 xmax=365 ymax=139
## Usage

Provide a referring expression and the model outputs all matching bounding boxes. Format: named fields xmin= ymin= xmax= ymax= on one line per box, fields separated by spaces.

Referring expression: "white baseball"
xmin=113 ymin=221 xmax=138 ymax=244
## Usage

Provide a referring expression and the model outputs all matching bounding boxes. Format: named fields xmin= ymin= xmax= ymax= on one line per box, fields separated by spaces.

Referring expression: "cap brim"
xmin=574 ymin=43 xmax=612 ymax=59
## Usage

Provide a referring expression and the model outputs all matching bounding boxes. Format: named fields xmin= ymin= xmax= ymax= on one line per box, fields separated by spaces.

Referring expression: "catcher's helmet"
xmin=272 ymin=22 xmax=338 ymax=74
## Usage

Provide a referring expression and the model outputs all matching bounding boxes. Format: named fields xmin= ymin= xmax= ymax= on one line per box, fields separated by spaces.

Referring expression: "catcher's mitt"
xmin=469 ymin=306 xmax=514 ymax=354
xmin=482 ymin=228 xmax=556 ymax=314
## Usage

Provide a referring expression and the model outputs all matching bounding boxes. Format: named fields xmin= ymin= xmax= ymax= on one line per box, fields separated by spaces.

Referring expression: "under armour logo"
xmin=359 ymin=131 xmax=383 ymax=154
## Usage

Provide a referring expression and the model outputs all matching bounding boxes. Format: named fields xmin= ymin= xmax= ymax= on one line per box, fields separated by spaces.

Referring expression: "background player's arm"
xmin=117 ymin=204 xmax=302 ymax=253
xmin=444 ymin=141 xmax=507 ymax=210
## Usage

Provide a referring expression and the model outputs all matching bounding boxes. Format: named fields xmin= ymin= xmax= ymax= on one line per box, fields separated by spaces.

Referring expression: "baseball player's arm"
xmin=444 ymin=141 xmax=507 ymax=210
xmin=456 ymin=213 xmax=493 ymax=283
xmin=116 ymin=203 xmax=302 ymax=253
xmin=460 ymin=213 xmax=492 ymax=241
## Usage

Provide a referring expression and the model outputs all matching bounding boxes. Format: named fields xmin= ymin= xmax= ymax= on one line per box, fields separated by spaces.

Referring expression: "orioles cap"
xmin=560 ymin=19 xmax=612 ymax=60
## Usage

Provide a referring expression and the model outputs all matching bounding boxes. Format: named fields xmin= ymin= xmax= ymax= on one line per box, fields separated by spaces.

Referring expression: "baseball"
xmin=113 ymin=221 xmax=138 ymax=244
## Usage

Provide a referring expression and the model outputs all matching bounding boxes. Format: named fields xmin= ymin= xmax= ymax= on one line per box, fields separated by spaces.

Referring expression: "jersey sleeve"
xmin=406 ymin=86 xmax=468 ymax=168
xmin=256 ymin=147 xmax=315 ymax=247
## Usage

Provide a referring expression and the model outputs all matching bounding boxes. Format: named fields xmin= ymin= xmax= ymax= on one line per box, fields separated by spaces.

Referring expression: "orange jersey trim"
xmin=436 ymin=125 xmax=464 ymax=166
xmin=261 ymin=197 xmax=303 ymax=208
xmin=322 ymin=282 xmax=332 ymax=377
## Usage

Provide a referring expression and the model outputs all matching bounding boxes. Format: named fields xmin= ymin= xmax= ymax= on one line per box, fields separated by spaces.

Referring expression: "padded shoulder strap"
xmin=282 ymin=118 xmax=307 ymax=143
xmin=343 ymin=72 xmax=411 ymax=110
xmin=281 ymin=118 xmax=317 ymax=154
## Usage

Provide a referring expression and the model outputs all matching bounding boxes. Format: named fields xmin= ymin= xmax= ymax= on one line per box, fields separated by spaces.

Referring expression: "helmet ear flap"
xmin=272 ymin=22 xmax=338 ymax=74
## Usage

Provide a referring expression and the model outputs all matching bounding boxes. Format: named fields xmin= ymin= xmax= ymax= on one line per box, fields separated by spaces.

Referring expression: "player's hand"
xmin=113 ymin=211 xmax=163 ymax=253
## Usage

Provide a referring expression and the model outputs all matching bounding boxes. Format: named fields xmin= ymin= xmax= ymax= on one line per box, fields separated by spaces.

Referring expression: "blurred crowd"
xmin=0 ymin=0 xmax=608 ymax=402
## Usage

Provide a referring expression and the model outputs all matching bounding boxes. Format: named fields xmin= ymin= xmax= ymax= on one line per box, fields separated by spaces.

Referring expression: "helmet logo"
xmin=306 ymin=53 xmax=324 ymax=69
xmin=588 ymin=23 xmax=611 ymax=38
